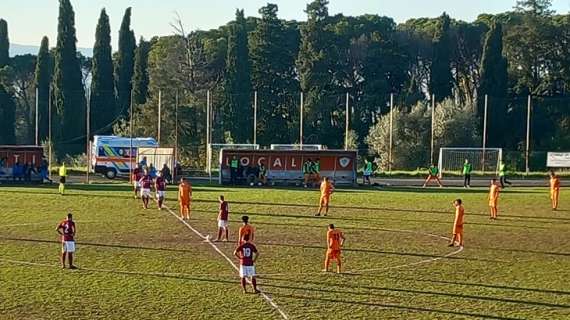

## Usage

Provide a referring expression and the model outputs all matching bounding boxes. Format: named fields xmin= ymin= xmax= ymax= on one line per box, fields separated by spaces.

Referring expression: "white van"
xmin=91 ymin=135 xmax=158 ymax=179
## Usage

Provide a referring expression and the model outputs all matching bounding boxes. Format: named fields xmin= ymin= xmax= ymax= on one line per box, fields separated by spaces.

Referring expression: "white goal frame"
xmin=438 ymin=147 xmax=503 ymax=177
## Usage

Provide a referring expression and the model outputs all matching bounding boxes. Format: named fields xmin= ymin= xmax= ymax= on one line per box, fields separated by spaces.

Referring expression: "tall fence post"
xmin=86 ymin=88 xmax=91 ymax=184
xmin=35 ymin=87 xmax=39 ymax=146
xmin=430 ymin=94 xmax=435 ymax=165
xmin=344 ymin=92 xmax=349 ymax=151
xmin=48 ymin=87 xmax=52 ymax=181
xmin=482 ymin=94 xmax=488 ymax=172
xmin=157 ymin=90 xmax=162 ymax=145
xmin=174 ymin=90 xmax=179 ymax=182
xmin=525 ymin=94 xmax=532 ymax=174
xmin=300 ymin=92 xmax=304 ymax=147
xmin=253 ymin=90 xmax=257 ymax=145
xmin=129 ymin=89 xmax=134 ymax=184
xmin=389 ymin=93 xmax=394 ymax=174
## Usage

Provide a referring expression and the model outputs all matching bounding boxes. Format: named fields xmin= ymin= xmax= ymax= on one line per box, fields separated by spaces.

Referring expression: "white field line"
xmin=163 ymin=205 xmax=289 ymax=320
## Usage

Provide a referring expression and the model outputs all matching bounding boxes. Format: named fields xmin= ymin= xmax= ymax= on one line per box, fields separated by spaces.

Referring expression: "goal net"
xmin=438 ymin=148 xmax=502 ymax=177
xmin=207 ymin=143 xmax=260 ymax=179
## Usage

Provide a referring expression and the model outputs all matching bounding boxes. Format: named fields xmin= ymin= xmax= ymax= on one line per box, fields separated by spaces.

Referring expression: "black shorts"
xmin=59 ymin=176 xmax=66 ymax=184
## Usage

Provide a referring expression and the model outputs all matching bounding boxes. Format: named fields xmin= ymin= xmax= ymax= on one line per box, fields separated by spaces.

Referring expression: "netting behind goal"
xmin=438 ymin=148 xmax=502 ymax=176
xmin=207 ymin=144 xmax=260 ymax=177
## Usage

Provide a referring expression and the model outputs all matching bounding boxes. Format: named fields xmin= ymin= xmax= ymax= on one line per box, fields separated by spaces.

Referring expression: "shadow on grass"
xmin=384 ymin=275 xmax=570 ymax=295
xmin=266 ymin=292 xmax=526 ymax=320
xmin=262 ymin=278 xmax=570 ymax=310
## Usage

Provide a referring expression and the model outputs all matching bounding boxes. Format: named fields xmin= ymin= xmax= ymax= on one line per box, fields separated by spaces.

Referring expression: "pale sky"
xmin=2 ymin=0 xmax=570 ymax=49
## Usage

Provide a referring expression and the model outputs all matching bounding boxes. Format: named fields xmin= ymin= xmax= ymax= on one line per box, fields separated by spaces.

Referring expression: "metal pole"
xmin=525 ymin=94 xmax=531 ymax=174
xmin=157 ymin=89 xmax=162 ymax=145
xmin=48 ymin=87 xmax=52 ymax=181
xmin=430 ymin=94 xmax=435 ymax=165
xmin=300 ymin=92 xmax=304 ymax=147
xmin=345 ymin=92 xmax=349 ymax=150
xmin=253 ymin=90 xmax=257 ymax=145
xmin=482 ymin=94 xmax=488 ymax=172
xmin=206 ymin=90 xmax=211 ymax=174
xmin=389 ymin=93 xmax=394 ymax=173
xmin=86 ymin=88 xmax=90 ymax=184
xmin=129 ymin=89 xmax=134 ymax=183
xmin=175 ymin=90 xmax=179 ymax=182
xmin=35 ymin=87 xmax=39 ymax=145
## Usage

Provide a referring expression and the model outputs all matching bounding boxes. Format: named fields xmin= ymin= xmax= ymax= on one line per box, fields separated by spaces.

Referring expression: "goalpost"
xmin=438 ymin=147 xmax=503 ymax=177
xmin=207 ymin=143 xmax=260 ymax=182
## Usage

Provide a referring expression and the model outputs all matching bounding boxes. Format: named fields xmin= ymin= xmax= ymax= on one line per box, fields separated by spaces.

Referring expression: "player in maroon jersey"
xmin=132 ymin=164 xmax=143 ymax=199
xmin=233 ymin=234 xmax=260 ymax=294
xmin=215 ymin=195 xmax=229 ymax=241
xmin=56 ymin=213 xmax=77 ymax=269
xmin=155 ymin=170 xmax=167 ymax=210
xmin=138 ymin=169 xmax=153 ymax=209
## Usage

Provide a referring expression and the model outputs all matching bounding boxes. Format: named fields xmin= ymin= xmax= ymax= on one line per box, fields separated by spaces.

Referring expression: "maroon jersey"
xmin=132 ymin=168 xmax=142 ymax=181
xmin=218 ymin=201 xmax=229 ymax=221
xmin=58 ymin=220 xmax=75 ymax=242
xmin=140 ymin=175 xmax=152 ymax=189
xmin=236 ymin=242 xmax=257 ymax=266
xmin=156 ymin=177 xmax=166 ymax=191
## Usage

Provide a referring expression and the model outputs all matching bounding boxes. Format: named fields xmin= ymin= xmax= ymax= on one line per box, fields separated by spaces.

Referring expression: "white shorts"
xmin=133 ymin=181 xmax=140 ymax=189
xmin=141 ymin=188 xmax=151 ymax=197
xmin=156 ymin=191 xmax=166 ymax=198
xmin=239 ymin=265 xmax=256 ymax=278
xmin=218 ymin=220 xmax=228 ymax=228
xmin=62 ymin=241 xmax=76 ymax=253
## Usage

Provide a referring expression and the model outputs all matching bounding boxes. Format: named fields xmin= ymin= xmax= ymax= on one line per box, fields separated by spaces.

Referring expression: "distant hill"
xmin=9 ymin=43 xmax=93 ymax=57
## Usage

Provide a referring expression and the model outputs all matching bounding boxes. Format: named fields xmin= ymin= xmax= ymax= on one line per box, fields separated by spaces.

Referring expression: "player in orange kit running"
xmin=238 ymin=215 xmax=255 ymax=245
xmin=316 ymin=177 xmax=334 ymax=216
xmin=448 ymin=199 xmax=465 ymax=247
xmin=549 ymin=171 xmax=561 ymax=210
xmin=323 ymin=224 xmax=345 ymax=273
xmin=488 ymin=178 xmax=501 ymax=220
xmin=178 ymin=178 xmax=192 ymax=220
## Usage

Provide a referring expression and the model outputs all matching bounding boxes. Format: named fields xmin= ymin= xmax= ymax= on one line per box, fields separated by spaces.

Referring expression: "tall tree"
xmin=132 ymin=37 xmax=149 ymax=105
xmin=250 ymin=4 xmax=299 ymax=144
xmin=0 ymin=19 xmax=9 ymax=68
xmin=0 ymin=83 xmax=16 ymax=144
xmin=115 ymin=7 xmax=136 ymax=117
xmin=224 ymin=9 xmax=252 ymax=143
xmin=52 ymin=0 xmax=86 ymax=154
xmin=35 ymin=36 xmax=53 ymax=142
xmin=90 ymin=9 xmax=115 ymax=135
xmin=297 ymin=0 xmax=339 ymax=145
xmin=515 ymin=0 xmax=554 ymax=16
xmin=430 ymin=13 xmax=453 ymax=102
xmin=478 ymin=22 xmax=508 ymax=147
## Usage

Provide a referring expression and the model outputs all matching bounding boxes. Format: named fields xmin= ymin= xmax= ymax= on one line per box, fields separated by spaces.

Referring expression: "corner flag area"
xmin=1 ymin=183 xmax=569 ymax=319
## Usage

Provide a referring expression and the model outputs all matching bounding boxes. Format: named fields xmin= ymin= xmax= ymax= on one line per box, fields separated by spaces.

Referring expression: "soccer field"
xmin=1 ymin=183 xmax=569 ymax=319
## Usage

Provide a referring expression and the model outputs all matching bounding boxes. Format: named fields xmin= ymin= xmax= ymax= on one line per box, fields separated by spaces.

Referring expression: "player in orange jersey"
xmin=549 ymin=171 xmax=561 ymax=210
xmin=178 ymin=178 xmax=192 ymax=220
xmin=316 ymin=177 xmax=334 ymax=216
xmin=323 ymin=224 xmax=345 ymax=273
xmin=488 ymin=178 xmax=501 ymax=220
xmin=238 ymin=215 xmax=255 ymax=245
xmin=448 ymin=199 xmax=465 ymax=247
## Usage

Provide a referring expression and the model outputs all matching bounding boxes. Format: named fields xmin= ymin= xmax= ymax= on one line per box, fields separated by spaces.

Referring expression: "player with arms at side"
xmin=238 ymin=215 xmax=255 ymax=245
xmin=488 ymin=178 xmax=501 ymax=220
xmin=323 ymin=224 xmax=345 ymax=273
xmin=215 ymin=195 xmax=230 ymax=242
xmin=155 ymin=171 xmax=167 ymax=210
xmin=448 ymin=199 xmax=465 ymax=247
xmin=139 ymin=169 xmax=153 ymax=209
xmin=423 ymin=164 xmax=443 ymax=188
xmin=549 ymin=170 xmax=561 ymax=211
xmin=316 ymin=177 xmax=334 ymax=216
xmin=132 ymin=164 xmax=143 ymax=199
xmin=56 ymin=213 xmax=77 ymax=269
xmin=178 ymin=178 xmax=192 ymax=220
xmin=233 ymin=234 xmax=260 ymax=294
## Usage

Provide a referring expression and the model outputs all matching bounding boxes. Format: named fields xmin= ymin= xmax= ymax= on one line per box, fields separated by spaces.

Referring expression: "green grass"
xmin=1 ymin=183 xmax=569 ymax=319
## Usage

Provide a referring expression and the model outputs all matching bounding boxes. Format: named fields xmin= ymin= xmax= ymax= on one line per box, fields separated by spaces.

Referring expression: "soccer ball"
xmin=250 ymin=182 xmax=255 ymax=186
xmin=257 ymin=182 xmax=263 ymax=186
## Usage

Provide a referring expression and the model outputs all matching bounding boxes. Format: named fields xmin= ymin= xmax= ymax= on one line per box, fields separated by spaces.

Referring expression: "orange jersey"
xmin=238 ymin=224 xmax=255 ymax=242
xmin=320 ymin=181 xmax=333 ymax=197
xmin=489 ymin=184 xmax=500 ymax=201
xmin=327 ymin=229 xmax=344 ymax=251
xmin=453 ymin=205 xmax=465 ymax=227
xmin=550 ymin=177 xmax=561 ymax=190
xmin=178 ymin=183 xmax=192 ymax=202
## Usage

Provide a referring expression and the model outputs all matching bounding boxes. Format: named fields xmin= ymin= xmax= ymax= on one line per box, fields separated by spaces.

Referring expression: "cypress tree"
xmin=479 ymin=22 xmax=508 ymax=147
xmin=0 ymin=19 xmax=9 ymax=68
xmin=430 ymin=13 xmax=454 ymax=102
xmin=34 ymin=36 xmax=53 ymax=142
xmin=0 ymin=83 xmax=16 ymax=144
xmin=132 ymin=37 xmax=149 ymax=105
xmin=115 ymin=7 xmax=136 ymax=116
xmin=52 ymin=0 xmax=86 ymax=154
xmin=224 ymin=9 xmax=252 ymax=143
xmin=90 ymin=9 xmax=115 ymax=135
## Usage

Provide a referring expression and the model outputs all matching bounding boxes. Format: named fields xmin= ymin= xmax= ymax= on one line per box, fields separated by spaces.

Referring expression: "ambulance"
xmin=91 ymin=135 xmax=158 ymax=179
